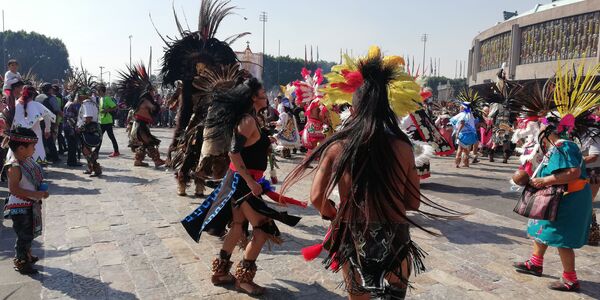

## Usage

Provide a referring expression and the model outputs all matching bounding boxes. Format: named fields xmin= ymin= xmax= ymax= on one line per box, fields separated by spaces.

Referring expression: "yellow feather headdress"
xmin=543 ymin=62 xmax=600 ymax=138
xmin=320 ymin=46 xmax=422 ymax=117
xmin=553 ymin=62 xmax=600 ymax=118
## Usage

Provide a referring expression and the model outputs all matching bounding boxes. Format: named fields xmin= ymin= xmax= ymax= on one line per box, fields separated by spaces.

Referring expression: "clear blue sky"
xmin=2 ymin=0 xmax=544 ymax=81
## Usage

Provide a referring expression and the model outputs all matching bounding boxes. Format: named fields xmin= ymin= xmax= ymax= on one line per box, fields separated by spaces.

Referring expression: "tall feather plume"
xmin=554 ymin=62 xmax=600 ymax=118
xmin=116 ymin=63 xmax=154 ymax=109
xmin=508 ymin=79 xmax=556 ymax=117
xmin=158 ymin=0 xmax=248 ymax=86
xmin=552 ymin=62 xmax=600 ymax=141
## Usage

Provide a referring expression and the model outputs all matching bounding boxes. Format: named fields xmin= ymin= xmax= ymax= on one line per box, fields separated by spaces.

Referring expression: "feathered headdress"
xmin=488 ymin=68 xmax=523 ymax=104
xmin=542 ymin=62 xmax=600 ymax=139
xmin=321 ymin=46 xmax=421 ymax=117
xmin=116 ymin=63 xmax=155 ymax=109
xmin=155 ymin=0 xmax=247 ymax=86
xmin=63 ymin=66 xmax=97 ymax=98
xmin=292 ymin=68 xmax=324 ymax=106
xmin=508 ymin=79 xmax=556 ymax=118
xmin=455 ymin=88 xmax=486 ymax=114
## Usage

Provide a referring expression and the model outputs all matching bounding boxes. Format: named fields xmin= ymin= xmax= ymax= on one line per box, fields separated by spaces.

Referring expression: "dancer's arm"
xmin=310 ymin=143 xmax=339 ymax=219
xmin=394 ymin=139 xmax=421 ymax=211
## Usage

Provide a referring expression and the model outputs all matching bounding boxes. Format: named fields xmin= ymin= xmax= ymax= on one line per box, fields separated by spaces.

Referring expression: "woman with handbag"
xmin=513 ymin=119 xmax=593 ymax=292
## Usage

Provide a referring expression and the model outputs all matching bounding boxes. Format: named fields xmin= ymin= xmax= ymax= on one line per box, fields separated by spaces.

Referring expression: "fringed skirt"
xmin=323 ymin=223 xmax=426 ymax=298
xmin=181 ymin=170 xmax=301 ymax=243
xmin=129 ymin=120 xmax=160 ymax=149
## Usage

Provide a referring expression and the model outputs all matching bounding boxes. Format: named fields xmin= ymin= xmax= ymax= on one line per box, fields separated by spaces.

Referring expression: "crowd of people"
xmin=1 ymin=0 xmax=599 ymax=298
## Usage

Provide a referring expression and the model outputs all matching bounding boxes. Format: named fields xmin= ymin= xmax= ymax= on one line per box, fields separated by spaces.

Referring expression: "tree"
xmin=261 ymin=54 xmax=337 ymax=92
xmin=424 ymin=76 xmax=468 ymax=99
xmin=0 ymin=30 xmax=70 ymax=83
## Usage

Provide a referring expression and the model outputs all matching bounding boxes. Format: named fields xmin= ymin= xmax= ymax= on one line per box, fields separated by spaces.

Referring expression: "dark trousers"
xmin=57 ymin=126 xmax=67 ymax=153
xmin=43 ymin=134 xmax=58 ymax=162
xmin=99 ymin=124 xmax=119 ymax=153
xmin=66 ymin=133 xmax=79 ymax=165
xmin=11 ymin=212 xmax=33 ymax=260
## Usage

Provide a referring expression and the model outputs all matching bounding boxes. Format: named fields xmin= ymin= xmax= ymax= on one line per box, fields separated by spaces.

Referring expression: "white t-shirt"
xmin=77 ymin=99 xmax=99 ymax=127
xmin=584 ymin=138 xmax=600 ymax=169
xmin=3 ymin=71 xmax=22 ymax=90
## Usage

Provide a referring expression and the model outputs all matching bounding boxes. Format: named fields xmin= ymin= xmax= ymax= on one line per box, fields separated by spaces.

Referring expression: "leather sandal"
xmin=513 ymin=260 xmax=543 ymax=277
xmin=234 ymin=260 xmax=265 ymax=296
xmin=549 ymin=277 xmax=580 ymax=292
xmin=211 ymin=258 xmax=235 ymax=286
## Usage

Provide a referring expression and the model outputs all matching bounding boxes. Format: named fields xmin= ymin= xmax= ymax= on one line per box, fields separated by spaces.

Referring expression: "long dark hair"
xmin=203 ymin=77 xmax=263 ymax=140
xmin=283 ymin=56 xmax=460 ymax=233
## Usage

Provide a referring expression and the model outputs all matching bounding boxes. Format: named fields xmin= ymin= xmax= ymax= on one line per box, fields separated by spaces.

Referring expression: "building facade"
xmin=468 ymin=0 xmax=600 ymax=87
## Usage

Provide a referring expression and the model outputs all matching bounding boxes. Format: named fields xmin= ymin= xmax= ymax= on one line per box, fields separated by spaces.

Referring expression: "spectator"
xmin=97 ymin=84 xmax=120 ymax=157
xmin=3 ymin=59 xmax=22 ymax=98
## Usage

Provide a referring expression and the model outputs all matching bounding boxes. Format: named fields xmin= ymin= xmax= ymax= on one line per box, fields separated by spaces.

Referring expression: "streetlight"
xmin=259 ymin=11 xmax=267 ymax=77
xmin=129 ymin=35 xmax=133 ymax=68
xmin=421 ymin=33 xmax=428 ymax=76
xmin=100 ymin=70 xmax=111 ymax=85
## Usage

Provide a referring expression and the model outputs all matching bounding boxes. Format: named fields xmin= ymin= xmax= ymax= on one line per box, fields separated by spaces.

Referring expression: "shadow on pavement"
xmin=268 ymin=279 xmax=344 ymax=299
xmin=37 ymin=265 xmax=137 ymax=299
xmin=48 ymin=186 xmax=101 ymax=196
xmin=44 ymin=169 xmax=93 ymax=183
xmin=578 ymin=280 xmax=600 ymax=299
xmin=421 ymin=182 xmax=500 ymax=196
xmin=413 ymin=215 xmax=527 ymax=245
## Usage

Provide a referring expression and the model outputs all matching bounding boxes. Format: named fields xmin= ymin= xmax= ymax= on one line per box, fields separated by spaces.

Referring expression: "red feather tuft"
xmin=315 ymin=68 xmax=324 ymax=85
xmin=301 ymin=243 xmax=323 ymax=261
xmin=420 ymin=90 xmax=433 ymax=100
xmin=331 ymin=69 xmax=363 ymax=94
xmin=301 ymin=67 xmax=310 ymax=79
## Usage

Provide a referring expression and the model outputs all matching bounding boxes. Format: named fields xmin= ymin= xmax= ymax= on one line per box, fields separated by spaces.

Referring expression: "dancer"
xmin=513 ymin=63 xmax=600 ymax=292
xmin=285 ymin=46 xmax=460 ymax=299
xmin=434 ymin=108 xmax=455 ymax=156
xmin=274 ymin=98 xmax=301 ymax=158
xmin=293 ymin=68 xmax=329 ymax=153
xmin=450 ymin=90 xmax=481 ymax=168
xmin=479 ymin=105 xmax=494 ymax=161
xmin=159 ymin=0 xmax=244 ymax=197
xmin=401 ymin=91 xmax=454 ymax=178
xmin=117 ymin=64 xmax=165 ymax=168
xmin=77 ymin=87 xmax=103 ymax=177
xmin=9 ymin=86 xmax=55 ymax=164
xmin=489 ymin=68 xmax=518 ymax=163
xmin=181 ymin=77 xmax=301 ymax=296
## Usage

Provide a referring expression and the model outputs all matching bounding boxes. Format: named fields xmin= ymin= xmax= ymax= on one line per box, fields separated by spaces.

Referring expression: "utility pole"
xmin=99 ymin=66 xmax=104 ymax=82
xmin=128 ymin=35 xmax=133 ymax=68
xmin=2 ymin=9 xmax=5 ymax=73
xmin=421 ymin=33 xmax=428 ymax=77
xmin=259 ymin=12 xmax=267 ymax=59
xmin=277 ymin=40 xmax=280 ymax=85
xmin=258 ymin=11 xmax=268 ymax=78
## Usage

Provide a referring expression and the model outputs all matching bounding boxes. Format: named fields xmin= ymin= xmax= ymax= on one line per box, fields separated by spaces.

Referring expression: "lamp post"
xmin=129 ymin=35 xmax=133 ymax=68
xmin=259 ymin=11 xmax=267 ymax=75
xmin=421 ymin=33 xmax=428 ymax=76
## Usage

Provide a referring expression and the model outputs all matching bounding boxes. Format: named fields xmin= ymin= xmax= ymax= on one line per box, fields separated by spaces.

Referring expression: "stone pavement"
xmin=0 ymin=127 xmax=598 ymax=300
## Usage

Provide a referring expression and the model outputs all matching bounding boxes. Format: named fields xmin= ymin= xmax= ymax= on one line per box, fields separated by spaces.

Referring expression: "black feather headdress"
xmin=154 ymin=0 xmax=248 ymax=86
xmin=507 ymin=79 xmax=556 ymax=117
xmin=116 ymin=63 xmax=155 ymax=109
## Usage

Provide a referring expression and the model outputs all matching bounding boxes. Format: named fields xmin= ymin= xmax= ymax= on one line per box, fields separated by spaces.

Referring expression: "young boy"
xmin=3 ymin=60 xmax=22 ymax=98
xmin=5 ymin=127 xmax=49 ymax=274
